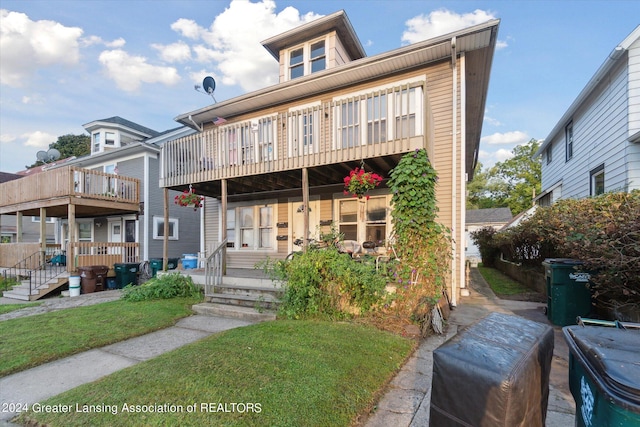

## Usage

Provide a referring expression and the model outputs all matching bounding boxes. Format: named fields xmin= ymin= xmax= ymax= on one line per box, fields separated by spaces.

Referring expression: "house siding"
xmin=628 ymin=37 xmax=640 ymax=139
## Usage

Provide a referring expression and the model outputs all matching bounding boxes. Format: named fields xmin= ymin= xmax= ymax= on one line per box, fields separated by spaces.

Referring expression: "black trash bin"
xmin=114 ymin=263 xmax=140 ymax=288
xmin=77 ymin=266 xmax=97 ymax=294
xmin=564 ymin=325 xmax=640 ymax=427
xmin=542 ymin=258 xmax=593 ymax=326
xmin=430 ymin=312 xmax=555 ymax=426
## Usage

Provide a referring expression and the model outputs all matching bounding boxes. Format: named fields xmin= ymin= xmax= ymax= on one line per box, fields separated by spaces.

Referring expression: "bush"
xmin=265 ymin=248 xmax=388 ymax=320
xmin=121 ymin=273 xmax=202 ymax=302
xmin=469 ymin=226 xmax=500 ymax=267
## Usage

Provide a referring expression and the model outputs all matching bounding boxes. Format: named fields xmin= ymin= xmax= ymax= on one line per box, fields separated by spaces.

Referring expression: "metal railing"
xmin=1 ymin=249 xmax=66 ymax=297
xmin=205 ymin=239 xmax=227 ymax=295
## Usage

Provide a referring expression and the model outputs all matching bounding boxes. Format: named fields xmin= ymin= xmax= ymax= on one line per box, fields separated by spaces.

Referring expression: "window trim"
xmin=226 ymin=202 xmax=276 ymax=251
xmin=285 ymin=36 xmax=327 ymax=81
xmin=590 ymin=164 xmax=605 ymax=196
xmin=153 ymin=216 xmax=179 ymax=240
xmin=565 ymin=121 xmax=573 ymax=162
xmin=545 ymin=144 xmax=552 ymax=165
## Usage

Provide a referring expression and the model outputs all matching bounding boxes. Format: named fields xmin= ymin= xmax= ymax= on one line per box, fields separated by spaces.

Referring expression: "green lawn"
xmin=0 ymin=302 xmax=41 ymax=315
xmin=477 ymin=265 xmax=532 ymax=296
xmin=19 ymin=320 xmax=414 ymax=427
xmin=0 ymin=297 xmax=200 ymax=376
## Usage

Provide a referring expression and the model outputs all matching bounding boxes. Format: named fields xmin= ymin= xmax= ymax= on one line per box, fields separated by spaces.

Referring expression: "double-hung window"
xmin=565 ymin=122 xmax=574 ymax=162
xmin=590 ymin=164 xmax=605 ymax=196
xmin=227 ymin=205 xmax=275 ymax=250
xmin=289 ymin=48 xmax=304 ymax=80
xmin=287 ymin=39 xmax=326 ymax=80
xmin=310 ymin=41 xmax=326 ymax=73
xmin=92 ymin=133 xmax=100 ymax=153
xmin=395 ymin=88 xmax=417 ymax=139
xmin=258 ymin=118 xmax=275 ymax=162
xmin=367 ymin=94 xmax=387 ymax=144
xmin=339 ymin=99 xmax=360 ymax=148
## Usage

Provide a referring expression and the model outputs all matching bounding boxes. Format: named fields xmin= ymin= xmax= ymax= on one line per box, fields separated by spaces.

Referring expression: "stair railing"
xmin=2 ymin=249 xmax=66 ymax=297
xmin=204 ymin=239 xmax=227 ymax=295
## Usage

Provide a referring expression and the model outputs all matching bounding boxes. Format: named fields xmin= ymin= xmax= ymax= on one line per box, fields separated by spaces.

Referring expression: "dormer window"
xmin=105 ymin=132 xmax=116 ymax=146
xmin=93 ymin=133 xmax=100 ymax=153
xmin=287 ymin=38 xmax=326 ymax=80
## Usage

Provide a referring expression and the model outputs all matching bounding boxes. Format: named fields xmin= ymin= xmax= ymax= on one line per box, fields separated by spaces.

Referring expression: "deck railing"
xmin=0 ymin=166 xmax=139 ymax=210
xmin=67 ymin=242 xmax=140 ymax=272
xmin=160 ymin=83 xmax=425 ymax=187
xmin=204 ymin=239 xmax=227 ymax=295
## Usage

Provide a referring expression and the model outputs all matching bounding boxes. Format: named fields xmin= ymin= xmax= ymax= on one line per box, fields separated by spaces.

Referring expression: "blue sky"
xmin=1 ymin=0 xmax=638 ymax=173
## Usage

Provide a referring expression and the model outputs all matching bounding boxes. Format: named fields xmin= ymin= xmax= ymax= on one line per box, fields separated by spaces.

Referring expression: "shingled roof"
xmin=466 ymin=208 xmax=513 ymax=225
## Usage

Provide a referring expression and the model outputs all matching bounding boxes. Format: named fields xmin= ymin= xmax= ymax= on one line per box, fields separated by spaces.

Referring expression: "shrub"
xmin=121 ymin=273 xmax=202 ymax=302
xmin=469 ymin=226 xmax=500 ymax=267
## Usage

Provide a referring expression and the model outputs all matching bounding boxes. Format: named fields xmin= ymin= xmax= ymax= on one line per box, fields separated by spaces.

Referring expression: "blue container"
xmin=106 ymin=277 xmax=117 ymax=290
xmin=182 ymin=258 xmax=198 ymax=269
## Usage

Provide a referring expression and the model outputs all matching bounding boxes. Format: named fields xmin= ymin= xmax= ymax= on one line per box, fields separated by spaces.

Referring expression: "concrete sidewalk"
xmin=363 ymin=267 xmax=576 ymax=426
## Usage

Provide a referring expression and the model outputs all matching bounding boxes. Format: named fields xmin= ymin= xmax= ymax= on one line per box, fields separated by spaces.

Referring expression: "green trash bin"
xmin=542 ymin=258 xmax=592 ymax=326
xmin=114 ymin=263 xmax=139 ymax=288
xmin=149 ymin=259 xmax=163 ymax=277
xmin=564 ymin=325 xmax=640 ymax=427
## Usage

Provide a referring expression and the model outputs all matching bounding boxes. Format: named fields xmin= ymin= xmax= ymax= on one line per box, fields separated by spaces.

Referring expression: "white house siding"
xmin=628 ymin=36 xmax=640 ymax=140
xmin=541 ymin=57 xmax=630 ymax=198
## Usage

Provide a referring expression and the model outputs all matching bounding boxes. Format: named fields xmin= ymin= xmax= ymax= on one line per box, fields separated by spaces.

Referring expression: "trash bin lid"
xmin=564 ymin=326 xmax=640 ymax=406
xmin=543 ymin=258 xmax=584 ymax=265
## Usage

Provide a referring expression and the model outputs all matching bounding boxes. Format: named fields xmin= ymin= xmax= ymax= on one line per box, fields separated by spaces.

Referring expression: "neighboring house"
xmin=535 ymin=25 xmax=640 ymax=205
xmin=160 ymin=11 xmax=499 ymax=305
xmin=0 ymin=172 xmax=55 ymax=244
xmin=465 ymin=208 xmax=513 ymax=264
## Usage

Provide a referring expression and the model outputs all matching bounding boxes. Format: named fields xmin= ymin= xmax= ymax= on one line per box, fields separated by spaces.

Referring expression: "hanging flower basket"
xmin=343 ymin=167 xmax=383 ymax=199
xmin=174 ymin=187 xmax=203 ymax=211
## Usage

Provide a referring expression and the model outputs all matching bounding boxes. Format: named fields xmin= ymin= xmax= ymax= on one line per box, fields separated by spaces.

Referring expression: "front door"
xmin=290 ymin=198 xmax=319 ymax=252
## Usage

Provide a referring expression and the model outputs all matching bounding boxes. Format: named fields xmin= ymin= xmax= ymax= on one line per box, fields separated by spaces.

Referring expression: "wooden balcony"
xmin=160 ymin=83 xmax=426 ymax=196
xmin=69 ymin=242 xmax=140 ymax=272
xmin=0 ymin=166 xmax=140 ymax=217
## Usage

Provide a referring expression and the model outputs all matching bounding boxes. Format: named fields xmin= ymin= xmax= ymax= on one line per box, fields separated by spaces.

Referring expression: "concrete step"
xmin=192 ymin=303 xmax=276 ymax=322
xmin=214 ymin=283 xmax=283 ymax=298
xmin=1 ymin=291 xmax=30 ymax=301
xmin=5 ymin=285 xmax=37 ymax=296
xmin=207 ymin=293 xmax=280 ymax=310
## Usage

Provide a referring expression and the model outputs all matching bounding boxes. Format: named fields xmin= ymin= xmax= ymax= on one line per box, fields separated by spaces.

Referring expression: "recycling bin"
xmin=114 ymin=262 xmax=140 ymax=288
xmin=564 ymin=325 xmax=640 ymax=427
xmin=182 ymin=254 xmax=198 ymax=270
xmin=430 ymin=312 xmax=554 ymax=426
xmin=542 ymin=258 xmax=593 ymax=326
xmin=149 ymin=258 xmax=163 ymax=277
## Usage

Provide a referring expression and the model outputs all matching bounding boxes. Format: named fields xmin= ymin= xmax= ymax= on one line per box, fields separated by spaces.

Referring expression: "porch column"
xmin=163 ymin=188 xmax=168 ymax=271
xmin=40 ymin=207 xmax=47 ymax=265
xmin=302 ymin=168 xmax=309 ymax=252
xmin=15 ymin=212 xmax=22 ymax=242
xmin=67 ymin=204 xmax=76 ymax=272
xmin=221 ymin=179 xmax=227 ymax=275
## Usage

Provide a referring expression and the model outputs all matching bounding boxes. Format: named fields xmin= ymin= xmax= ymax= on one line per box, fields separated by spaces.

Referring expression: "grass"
xmin=19 ymin=320 xmax=414 ymax=427
xmin=477 ymin=265 xmax=532 ymax=296
xmin=0 ymin=297 xmax=201 ymax=377
xmin=0 ymin=302 xmax=41 ymax=315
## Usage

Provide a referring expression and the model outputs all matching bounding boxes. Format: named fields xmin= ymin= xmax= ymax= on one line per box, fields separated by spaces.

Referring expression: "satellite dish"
xmin=47 ymin=148 xmax=61 ymax=161
xmin=203 ymin=76 xmax=216 ymax=94
xmin=36 ymin=150 xmax=48 ymax=162
xmin=194 ymin=76 xmax=217 ymax=103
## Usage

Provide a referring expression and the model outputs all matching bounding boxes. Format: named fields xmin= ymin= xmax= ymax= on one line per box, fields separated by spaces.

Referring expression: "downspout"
xmin=459 ymin=51 xmax=468 ymax=297
xmin=143 ymin=154 xmax=150 ymax=261
xmin=450 ymin=37 xmax=458 ymax=306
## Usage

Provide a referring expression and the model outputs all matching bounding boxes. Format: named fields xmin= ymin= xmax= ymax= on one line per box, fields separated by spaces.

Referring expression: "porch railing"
xmin=0 ymin=166 xmax=139 ymax=210
xmin=205 ymin=239 xmax=227 ymax=295
xmin=160 ymin=82 xmax=425 ymax=187
xmin=1 ymin=249 xmax=66 ymax=295
xmin=67 ymin=242 xmax=140 ymax=272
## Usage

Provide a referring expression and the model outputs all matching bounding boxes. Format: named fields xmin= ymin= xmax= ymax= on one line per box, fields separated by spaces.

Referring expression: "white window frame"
xmin=590 ymin=164 xmax=605 ymax=196
xmin=286 ymin=36 xmax=328 ymax=81
xmin=257 ymin=117 xmax=277 ymax=162
xmin=92 ymin=132 xmax=101 ymax=153
xmin=31 ymin=216 xmax=56 ymax=223
xmin=226 ymin=202 xmax=276 ymax=251
xmin=335 ymin=194 xmax=391 ymax=245
xmin=77 ymin=220 xmax=93 ymax=242
xmin=367 ymin=93 xmax=387 ymax=144
xmin=153 ymin=216 xmax=179 ymax=240
xmin=565 ymin=121 xmax=574 ymax=162
xmin=337 ymin=98 xmax=360 ymax=148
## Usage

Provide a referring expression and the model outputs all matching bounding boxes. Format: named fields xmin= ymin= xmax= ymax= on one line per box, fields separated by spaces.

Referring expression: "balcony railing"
xmin=160 ymin=82 xmax=425 ymax=188
xmin=0 ymin=166 xmax=139 ymax=210
xmin=68 ymin=242 xmax=140 ymax=272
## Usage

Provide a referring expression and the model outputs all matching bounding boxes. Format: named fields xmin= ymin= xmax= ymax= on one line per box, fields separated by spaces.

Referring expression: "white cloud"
xmin=21 ymin=130 xmax=56 ymax=148
xmin=0 ymin=133 xmax=17 ymax=144
xmin=152 ymin=41 xmax=191 ymax=63
xmin=172 ymin=0 xmax=322 ymax=92
xmin=496 ymin=40 xmax=508 ymax=50
xmin=481 ymin=131 xmax=529 ymax=145
xmin=402 ymin=9 xmax=496 ymax=44
xmin=495 ymin=148 xmax=514 ymax=162
xmin=0 ymin=9 xmax=83 ymax=87
xmin=81 ymin=35 xmax=126 ymax=48
xmin=98 ymin=49 xmax=181 ymax=92
xmin=484 ymin=116 xmax=502 ymax=126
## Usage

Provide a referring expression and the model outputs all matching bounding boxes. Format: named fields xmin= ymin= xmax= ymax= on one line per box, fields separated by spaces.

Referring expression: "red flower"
xmin=343 ymin=167 xmax=382 ymax=199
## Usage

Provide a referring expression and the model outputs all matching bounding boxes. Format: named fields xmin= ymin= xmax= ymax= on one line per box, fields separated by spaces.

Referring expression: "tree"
xmin=27 ymin=134 xmax=90 ymax=168
xmin=467 ymin=139 xmax=541 ymax=215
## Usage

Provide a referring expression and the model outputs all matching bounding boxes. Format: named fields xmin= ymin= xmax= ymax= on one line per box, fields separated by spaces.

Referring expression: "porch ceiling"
xmin=171 ymin=154 xmax=402 ymax=202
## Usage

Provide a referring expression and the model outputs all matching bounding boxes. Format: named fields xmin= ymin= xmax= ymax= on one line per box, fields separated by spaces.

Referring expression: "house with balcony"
xmin=160 ymin=10 xmax=499 ymax=305
xmin=0 ymin=117 xmax=199 ymax=300
xmin=534 ymin=25 xmax=640 ymax=205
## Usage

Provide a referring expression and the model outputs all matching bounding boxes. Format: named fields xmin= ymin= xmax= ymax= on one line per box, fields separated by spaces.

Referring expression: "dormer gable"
xmin=261 ymin=10 xmax=366 ymax=83
xmin=83 ymin=116 xmax=160 ymax=155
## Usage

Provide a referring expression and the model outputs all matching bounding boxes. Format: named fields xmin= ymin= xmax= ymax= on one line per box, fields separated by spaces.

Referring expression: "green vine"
xmin=387 ymin=148 xmax=451 ymax=321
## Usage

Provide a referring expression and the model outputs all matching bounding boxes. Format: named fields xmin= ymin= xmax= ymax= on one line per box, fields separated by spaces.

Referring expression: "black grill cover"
xmin=429 ymin=312 xmax=554 ymax=426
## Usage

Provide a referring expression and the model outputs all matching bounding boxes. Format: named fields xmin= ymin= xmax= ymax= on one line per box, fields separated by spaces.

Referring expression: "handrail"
xmin=1 ymin=249 xmax=66 ymax=297
xmin=205 ymin=239 xmax=227 ymax=295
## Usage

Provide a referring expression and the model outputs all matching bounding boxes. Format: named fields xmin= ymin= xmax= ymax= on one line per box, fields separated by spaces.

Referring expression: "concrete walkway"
xmin=363 ymin=267 xmax=576 ymax=426
xmin=0 ymin=269 xmax=576 ymax=426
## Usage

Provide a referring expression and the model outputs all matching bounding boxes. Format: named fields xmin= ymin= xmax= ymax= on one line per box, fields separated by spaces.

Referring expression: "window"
xmin=339 ymin=199 xmax=358 ymax=241
xmin=565 ymin=122 xmax=573 ymax=161
xmin=240 ymin=207 xmax=254 ymax=248
xmin=365 ymin=197 xmax=387 ymax=246
xmin=92 ymin=133 xmax=100 ymax=153
xmin=590 ymin=164 xmax=605 ymax=196
xmin=105 ymin=132 xmax=115 ymax=146
xmin=289 ymin=48 xmax=304 ymax=79
xmin=258 ymin=118 xmax=275 ymax=162
xmin=239 ymin=124 xmax=254 ymax=164
xmin=226 ymin=209 xmax=236 ymax=248
xmin=545 ymin=144 xmax=552 ymax=165
xmin=310 ymin=40 xmax=325 ymax=73
xmin=153 ymin=217 xmax=178 ymax=240
xmin=287 ymin=39 xmax=326 ymax=80
xmin=395 ymin=88 xmax=417 ymax=139
xmin=367 ymin=94 xmax=387 ymax=144
xmin=339 ymin=100 xmax=360 ymax=148
xmin=31 ymin=216 xmax=55 ymax=223
xmin=259 ymin=206 xmax=273 ymax=249
xmin=303 ymin=112 xmax=314 ymax=153
xmin=104 ymin=164 xmax=117 ymax=194
xmin=78 ymin=222 xmax=92 ymax=241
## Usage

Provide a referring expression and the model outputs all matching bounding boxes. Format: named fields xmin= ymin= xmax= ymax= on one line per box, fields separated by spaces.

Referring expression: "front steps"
xmin=2 ymin=275 xmax=70 ymax=301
